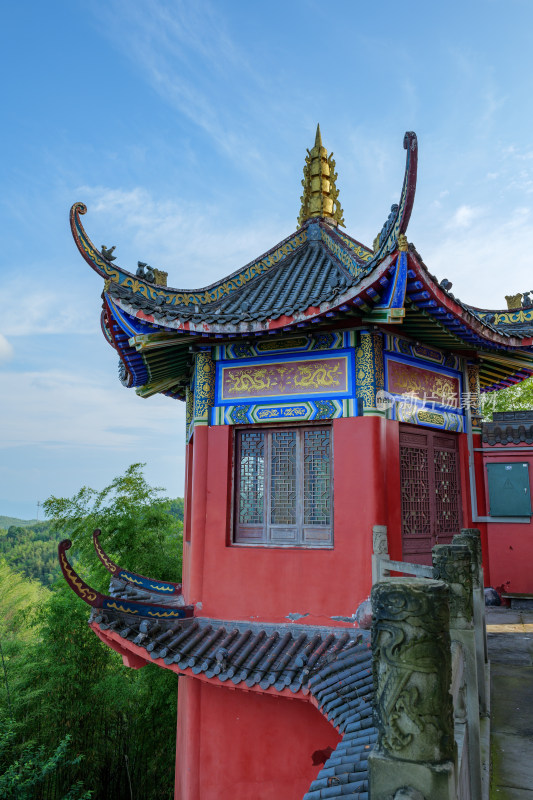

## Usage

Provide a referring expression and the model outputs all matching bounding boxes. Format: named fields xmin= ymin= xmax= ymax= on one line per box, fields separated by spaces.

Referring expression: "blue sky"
xmin=2 ymin=0 xmax=533 ymax=519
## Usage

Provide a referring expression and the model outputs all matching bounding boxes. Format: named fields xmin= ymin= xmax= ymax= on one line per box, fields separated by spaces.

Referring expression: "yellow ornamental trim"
xmin=119 ymin=574 xmax=144 ymax=585
xmin=106 ymin=602 xmax=139 ymax=614
xmin=60 ymin=553 xmax=98 ymax=603
xmin=147 ymin=609 xmax=183 ymax=618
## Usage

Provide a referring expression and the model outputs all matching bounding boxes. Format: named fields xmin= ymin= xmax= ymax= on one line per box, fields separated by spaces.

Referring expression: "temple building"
xmin=61 ymin=127 xmax=533 ymax=799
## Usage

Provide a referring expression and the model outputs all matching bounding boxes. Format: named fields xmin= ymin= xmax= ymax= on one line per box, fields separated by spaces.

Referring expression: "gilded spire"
xmin=297 ymin=124 xmax=345 ymax=228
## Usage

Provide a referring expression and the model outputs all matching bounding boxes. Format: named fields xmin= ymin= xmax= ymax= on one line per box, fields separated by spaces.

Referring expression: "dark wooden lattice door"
xmin=399 ymin=425 xmax=462 ymax=565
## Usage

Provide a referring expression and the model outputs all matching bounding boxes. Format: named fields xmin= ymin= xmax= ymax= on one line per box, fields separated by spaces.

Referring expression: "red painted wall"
xmin=175 ymin=676 xmax=340 ymax=800
xmin=482 ymin=443 xmax=533 ymax=594
xmin=182 ymin=416 xmax=398 ymax=624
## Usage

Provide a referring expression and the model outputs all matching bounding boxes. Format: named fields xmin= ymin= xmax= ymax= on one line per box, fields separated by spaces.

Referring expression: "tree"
xmin=35 ymin=464 xmax=181 ymax=800
xmin=0 ymin=716 xmax=91 ymax=800
xmin=43 ymin=463 xmax=182 ymax=588
xmin=482 ymin=377 xmax=533 ymax=420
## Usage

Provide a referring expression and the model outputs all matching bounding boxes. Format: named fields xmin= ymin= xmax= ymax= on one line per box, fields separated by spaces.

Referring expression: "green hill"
xmin=0 ymin=501 xmax=184 ymax=587
xmin=0 ymin=515 xmax=40 ymax=528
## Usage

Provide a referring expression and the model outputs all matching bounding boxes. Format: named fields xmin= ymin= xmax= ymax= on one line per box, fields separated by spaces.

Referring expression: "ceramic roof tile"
xmin=91 ymin=600 xmax=374 ymax=799
xmin=106 ymin=239 xmax=355 ymax=327
xmin=483 ymin=410 xmax=533 ymax=445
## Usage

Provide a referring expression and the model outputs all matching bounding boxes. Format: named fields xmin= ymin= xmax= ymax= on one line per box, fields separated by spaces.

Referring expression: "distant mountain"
xmin=0 ymin=515 xmax=40 ymax=528
xmin=0 ymin=500 xmax=184 ymax=587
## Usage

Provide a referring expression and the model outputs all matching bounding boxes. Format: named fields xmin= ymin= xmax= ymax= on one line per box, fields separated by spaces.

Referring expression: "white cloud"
xmin=91 ymin=0 xmax=272 ymax=173
xmin=0 ymin=366 xmax=183 ymax=451
xmin=446 ymin=204 xmax=483 ymax=230
xmin=0 ymin=281 xmax=99 ymax=337
xmin=414 ymin=206 xmax=533 ymax=309
xmin=0 ymin=334 xmax=13 ymax=362
xmin=77 ymin=184 xmax=287 ymax=288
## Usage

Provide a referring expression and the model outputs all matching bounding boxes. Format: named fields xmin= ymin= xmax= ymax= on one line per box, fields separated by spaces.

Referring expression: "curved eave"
xmin=70 ymin=132 xmax=418 ymax=326
xmin=406 ymin=250 xmax=533 ymax=350
xmin=58 ymin=540 xmax=193 ymax=619
xmin=89 ymin=614 xmax=374 ymax=797
xmin=101 ymin=255 xmax=399 ymax=399
xmin=93 ymin=530 xmax=183 ymax=596
xmin=109 ymin=253 xmax=396 ymax=338
xmin=71 ymin=201 xmax=313 ymax=309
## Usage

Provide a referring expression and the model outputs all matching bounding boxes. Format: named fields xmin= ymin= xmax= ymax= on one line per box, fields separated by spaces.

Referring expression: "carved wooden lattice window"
xmin=399 ymin=425 xmax=462 ymax=565
xmin=235 ymin=426 xmax=333 ymax=547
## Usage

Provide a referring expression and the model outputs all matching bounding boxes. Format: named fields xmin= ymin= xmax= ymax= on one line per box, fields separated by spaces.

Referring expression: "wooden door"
xmin=399 ymin=425 xmax=462 ymax=565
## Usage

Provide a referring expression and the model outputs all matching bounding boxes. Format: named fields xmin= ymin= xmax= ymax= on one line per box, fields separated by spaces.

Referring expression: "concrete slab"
xmin=488 ymin=634 xmax=533 ymax=665
xmin=491 ymin=788 xmax=533 ymax=799
xmin=489 ymin=623 xmax=533 ymax=798
xmin=491 ymin=733 xmax=533 ymax=792
xmin=490 ymin=666 xmax=533 ymax=736
xmin=487 ymin=609 xmax=524 ymax=625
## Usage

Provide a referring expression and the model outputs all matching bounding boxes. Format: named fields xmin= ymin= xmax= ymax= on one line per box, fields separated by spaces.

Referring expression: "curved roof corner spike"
xmin=93 ymin=529 xmax=183 ymax=596
xmin=372 ymin=131 xmax=418 ymax=261
xmin=58 ymin=539 xmax=193 ymax=619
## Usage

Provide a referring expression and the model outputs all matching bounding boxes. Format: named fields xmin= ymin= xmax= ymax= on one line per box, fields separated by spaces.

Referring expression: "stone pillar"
xmin=356 ymin=330 xmax=385 ymax=416
xmin=369 ymin=578 xmax=456 ymax=800
xmin=192 ymin=350 xmax=215 ymax=427
xmin=454 ymin=528 xmax=488 ymax=714
xmin=372 ymin=524 xmax=389 ymax=584
xmin=433 ymin=544 xmax=482 ymax=800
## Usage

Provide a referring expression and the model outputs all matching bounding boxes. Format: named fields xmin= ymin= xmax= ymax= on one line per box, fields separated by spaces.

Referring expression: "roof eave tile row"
xmin=91 ymin=609 xmax=374 ymax=799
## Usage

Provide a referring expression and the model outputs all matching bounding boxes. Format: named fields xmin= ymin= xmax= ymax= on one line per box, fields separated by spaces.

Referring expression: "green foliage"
xmin=0 ymin=521 xmax=62 ymax=585
xmin=44 ymin=463 xmax=182 ymax=587
xmin=1 ymin=465 xmax=184 ymax=800
xmin=0 ymin=716 xmax=91 ymax=800
xmin=0 ymin=465 xmax=184 ymax=588
xmin=482 ymin=378 xmax=533 ymax=420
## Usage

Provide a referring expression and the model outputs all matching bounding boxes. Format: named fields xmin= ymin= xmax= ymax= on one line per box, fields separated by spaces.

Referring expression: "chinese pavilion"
xmin=61 ymin=127 xmax=533 ymax=799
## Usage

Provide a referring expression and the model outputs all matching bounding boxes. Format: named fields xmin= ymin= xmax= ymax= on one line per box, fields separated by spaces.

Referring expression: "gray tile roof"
xmin=483 ymin=410 xmax=533 ymax=445
xmin=92 ymin=575 xmax=374 ymax=799
xmin=107 ymin=238 xmax=356 ymax=327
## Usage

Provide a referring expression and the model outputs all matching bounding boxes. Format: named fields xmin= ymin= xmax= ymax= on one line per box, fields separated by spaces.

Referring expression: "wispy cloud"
xmin=78 ymin=184 xmax=288 ymax=287
xmin=91 ymin=0 xmax=274 ymax=173
xmin=415 ymin=206 xmax=533 ymax=308
xmin=446 ymin=204 xmax=484 ymax=230
xmin=0 ymin=279 xmax=99 ymax=337
xmin=0 ymin=366 xmax=183 ymax=450
xmin=0 ymin=334 xmax=13 ymax=362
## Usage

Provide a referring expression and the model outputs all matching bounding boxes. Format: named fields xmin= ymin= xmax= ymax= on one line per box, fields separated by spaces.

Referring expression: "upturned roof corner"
xmin=297 ymin=124 xmax=345 ymax=228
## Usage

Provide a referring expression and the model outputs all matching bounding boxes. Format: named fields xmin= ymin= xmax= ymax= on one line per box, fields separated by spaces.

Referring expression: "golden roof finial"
xmin=297 ymin=124 xmax=345 ymax=228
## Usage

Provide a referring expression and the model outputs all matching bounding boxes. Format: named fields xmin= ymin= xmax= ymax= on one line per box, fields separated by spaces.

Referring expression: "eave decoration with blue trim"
xmin=59 ymin=539 xmax=194 ymax=619
xmin=70 ymin=129 xmax=533 ymax=401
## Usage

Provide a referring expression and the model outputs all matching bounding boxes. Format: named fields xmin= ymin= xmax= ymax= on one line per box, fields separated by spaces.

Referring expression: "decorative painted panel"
xmin=216 ymin=350 xmax=355 ymax=405
xmin=384 ymin=334 xmax=460 ymax=371
xmin=466 ymin=362 xmax=482 ymax=429
xmin=185 ymin=385 xmax=194 ymax=441
xmin=387 ymin=358 xmax=460 ymax=408
xmin=356 ymin=331 xmax=384 ymax=413
xmin=384 ymin=352 xmax=464 ymax=432
xmin=214 ymin=330 xmax=356 ymax=361
xmin=192 ymin=351 xmax=215 ymax=424
xmin=395 ymin=401 xmax=464 ymax=432
xmin=211 ymin=398 xmax=355 ymax=426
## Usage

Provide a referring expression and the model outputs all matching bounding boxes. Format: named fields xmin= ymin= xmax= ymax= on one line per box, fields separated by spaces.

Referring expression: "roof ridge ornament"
xmin=93 ymin=529 xmax=183 ymax=596
xmin=297 ymin=124 xmax=345 ymax=229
